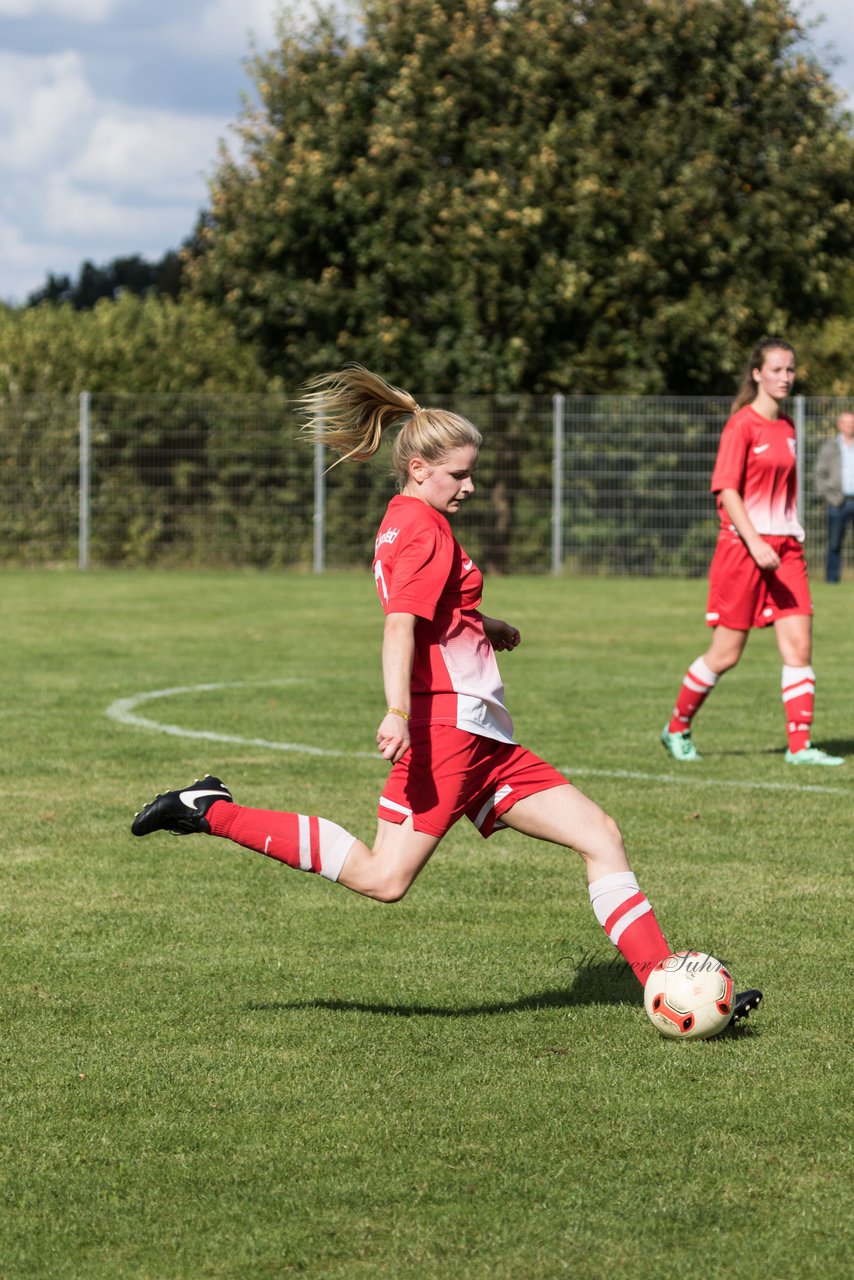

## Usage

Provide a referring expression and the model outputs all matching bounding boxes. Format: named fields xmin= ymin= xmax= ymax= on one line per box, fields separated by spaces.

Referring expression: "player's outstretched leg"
xmin=131 ymin=775 xmax=358 ymax=885
xmin=131 ymin=776 xmax=233 ymax=836
xmin=731 ymin=988 xmax=763 ymax=1026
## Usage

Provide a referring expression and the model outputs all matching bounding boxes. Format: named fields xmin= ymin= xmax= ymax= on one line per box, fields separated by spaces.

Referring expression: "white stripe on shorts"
xmin=473 ymin=784 xmax=513 ymax=831
xmin=378 ymin=795 xmax=413 ymax=819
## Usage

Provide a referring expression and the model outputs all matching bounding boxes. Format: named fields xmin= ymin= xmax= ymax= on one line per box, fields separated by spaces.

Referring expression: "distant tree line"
xmin=25 ymin=249 xmax=185 ymax=311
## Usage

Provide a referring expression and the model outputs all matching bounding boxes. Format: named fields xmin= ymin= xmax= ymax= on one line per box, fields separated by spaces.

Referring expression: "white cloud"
xmin=0 ymin=217 xmax=74 ymax=300
xmin=61 ymin=108 xmax=231 ymax=211
xmin=0 ymin=0 xmax=117 ymax=18
xmin=173 ymin=0 xmax=281 ymax=58
xmin=0 ymin=48 xmax=230 ymax=301
xmin=0 ymin=51 xmax=95 ymax=171
xmin=43 ymin=173 xmax=201 ymax=240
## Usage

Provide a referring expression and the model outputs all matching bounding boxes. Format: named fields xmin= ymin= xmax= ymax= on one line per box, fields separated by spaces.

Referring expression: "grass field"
xmin=2 ymin=568 xmax=852 ymax=1280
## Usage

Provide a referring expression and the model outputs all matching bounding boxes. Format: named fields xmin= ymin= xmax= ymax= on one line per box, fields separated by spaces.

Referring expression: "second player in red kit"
xmin=662 ymin=338 xmax=842 ymax=766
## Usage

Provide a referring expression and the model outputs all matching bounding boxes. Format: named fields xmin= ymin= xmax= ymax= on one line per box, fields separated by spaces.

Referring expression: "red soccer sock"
xmin=206 ymin=800 xmax=356 ymax=883
xmin=589 ymin=872 xmax=671 ymax=987
xmin=667 ymin=656 xmax=719 ymax=734
xmin=782 ymin=665 xmax=815 ymax=753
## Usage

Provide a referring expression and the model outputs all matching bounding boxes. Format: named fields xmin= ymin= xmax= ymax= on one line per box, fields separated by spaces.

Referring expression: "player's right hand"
xmin=748 ymin=537 xmax=781 ymax=571
xmin=377 ymin=713 xmax=410 ymax=764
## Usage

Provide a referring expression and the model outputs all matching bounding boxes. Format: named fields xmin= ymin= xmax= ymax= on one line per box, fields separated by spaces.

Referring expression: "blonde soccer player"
xmin=133 ymin=366 xmax=762 ymax=1026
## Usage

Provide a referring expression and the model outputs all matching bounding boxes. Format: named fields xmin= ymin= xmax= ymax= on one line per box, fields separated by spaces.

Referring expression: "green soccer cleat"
xmin=660 ymin=726 xmax=701 ymax=762
xmin=784 ymin=745 xmax=844 ymax=767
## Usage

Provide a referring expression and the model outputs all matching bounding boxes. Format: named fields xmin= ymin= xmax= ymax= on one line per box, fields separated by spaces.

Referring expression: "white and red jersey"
xmin=372 ymin=495 xmax=515 ymax=744
xmin=710 ymin=405 xmax=804 ymax=540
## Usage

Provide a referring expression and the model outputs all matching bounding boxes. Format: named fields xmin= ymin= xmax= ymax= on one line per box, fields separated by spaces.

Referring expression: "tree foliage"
xmin=0 ymin=293 xmax=271 ymax=394
xmin=186 ymin=0 xmax=854 ymax=394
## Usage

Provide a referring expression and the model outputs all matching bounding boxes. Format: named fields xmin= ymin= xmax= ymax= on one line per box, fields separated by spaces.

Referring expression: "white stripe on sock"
xmin=689 ymin=657 xmax=719 ymax=687
xmin=782 ymin=680 xmax=815 ymax=703
xmin=297 ymin=813 xmax=312 ymax=871
xmin=609 ymin=899 xmax=652 ymax=945
xmin=588 ymin=872 xmax=640 ymax=928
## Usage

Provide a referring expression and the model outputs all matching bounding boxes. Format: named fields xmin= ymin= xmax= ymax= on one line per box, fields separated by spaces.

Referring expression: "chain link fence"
xmin=1 ymin=392 xmax=850 ymax=576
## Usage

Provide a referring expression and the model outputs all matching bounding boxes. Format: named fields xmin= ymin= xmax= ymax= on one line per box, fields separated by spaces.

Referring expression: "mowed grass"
xmin=1 ymin=568 xmax=852 ymax=1280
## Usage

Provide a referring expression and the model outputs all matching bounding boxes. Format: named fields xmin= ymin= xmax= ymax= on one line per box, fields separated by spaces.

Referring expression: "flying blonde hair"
xmin=301 ymin=364 xmax=481 ymax=488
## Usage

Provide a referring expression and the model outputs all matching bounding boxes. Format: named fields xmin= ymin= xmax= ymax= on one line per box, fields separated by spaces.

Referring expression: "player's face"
xmin=753 ymin=348 xmax=796 ymax=403
xmin=409 ymin=445 xmax=478 ymax=514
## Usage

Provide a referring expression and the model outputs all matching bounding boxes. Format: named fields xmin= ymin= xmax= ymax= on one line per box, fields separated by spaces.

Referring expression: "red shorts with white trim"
xmin=706 ymin=533 xmax=813 ymax=630
xmin=378 ymin=723 xmax=569 ymax=839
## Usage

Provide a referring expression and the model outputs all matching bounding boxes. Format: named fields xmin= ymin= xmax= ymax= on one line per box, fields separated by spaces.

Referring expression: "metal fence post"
xmin=78 ymin=390 xmax=90 ymax=571
xmin=313 ymin=433 xmax=325 ymax=574
xmin=551 ymin=393 xmax=565 ymax=576
xmin=793 ymin=393 xmax=805 ymax=529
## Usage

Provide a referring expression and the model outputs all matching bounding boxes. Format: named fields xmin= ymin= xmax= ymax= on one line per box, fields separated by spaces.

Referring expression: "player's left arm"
xmin=480 ymin=614 xmax=521 ymax=652
xmin=378 ymin=611 xmax=417 ymax=763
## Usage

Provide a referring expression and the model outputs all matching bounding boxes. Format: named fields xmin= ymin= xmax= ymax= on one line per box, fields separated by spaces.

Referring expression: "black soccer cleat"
xmin=731 ymin=988 xmax=763 ymax=1026
xmin=131 ymin=775 xmax=233 ymax=837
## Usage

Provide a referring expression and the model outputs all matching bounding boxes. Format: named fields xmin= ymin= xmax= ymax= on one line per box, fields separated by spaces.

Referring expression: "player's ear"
xmin=409 ymin=456 xmax=429 ymax=484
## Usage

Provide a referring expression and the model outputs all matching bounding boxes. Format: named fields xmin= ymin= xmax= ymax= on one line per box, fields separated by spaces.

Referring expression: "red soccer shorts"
xmin=705 ymin=533 xmax=813 ymax=630
xmin=378 ymin=723 xmax=569 ymax=839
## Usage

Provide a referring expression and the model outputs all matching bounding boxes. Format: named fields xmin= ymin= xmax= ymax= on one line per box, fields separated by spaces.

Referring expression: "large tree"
xmin=186 ymin=0 xmax=854 ymax=393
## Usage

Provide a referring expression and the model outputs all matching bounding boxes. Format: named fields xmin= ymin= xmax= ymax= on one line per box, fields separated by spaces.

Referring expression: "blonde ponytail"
xmin=301 ymin=364 xmax=481 ymax=488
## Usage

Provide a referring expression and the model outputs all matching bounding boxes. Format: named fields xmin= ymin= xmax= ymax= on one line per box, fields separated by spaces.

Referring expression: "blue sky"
xmin=1 ymin=0 xmax=852 ymax=305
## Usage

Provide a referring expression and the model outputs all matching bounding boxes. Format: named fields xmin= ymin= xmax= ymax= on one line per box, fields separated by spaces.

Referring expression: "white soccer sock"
xmin=688 ymin=656 xmax=720 ymax=688
xmin=315 ymin=818 xmax=357 ymax=881
xmin=781 ymin=664 xmax=814 ymax=692
xmin=588 ymin=871 xmax=641 ymax=928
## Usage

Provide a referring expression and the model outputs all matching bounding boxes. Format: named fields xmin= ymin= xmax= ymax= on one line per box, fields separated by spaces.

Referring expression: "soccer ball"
xmin=644 ymin=951 xmax=735 ymax=1040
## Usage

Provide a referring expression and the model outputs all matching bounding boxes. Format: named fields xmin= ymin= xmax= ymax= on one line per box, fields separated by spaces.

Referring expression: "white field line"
xmin=557 ymin=765 xmax=846 ymax=796
xmin=106 ymin=682 xmax=849 ymax=795
xmin=105 ymin=680 xmax=379 ymax=760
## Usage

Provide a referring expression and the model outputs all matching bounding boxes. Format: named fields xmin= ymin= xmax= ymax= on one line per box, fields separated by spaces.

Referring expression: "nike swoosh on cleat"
xmin=462 ymin=559 xmax=473 ymax=570
xmin=178 ymin=788 xmax=228 ymax=806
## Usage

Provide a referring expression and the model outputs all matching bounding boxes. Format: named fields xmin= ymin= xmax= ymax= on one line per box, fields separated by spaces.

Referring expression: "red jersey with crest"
xmin=372 ymin=495 xmax=515 ymax=744
xmin=710 ymin=406 xmax=804 ymax=540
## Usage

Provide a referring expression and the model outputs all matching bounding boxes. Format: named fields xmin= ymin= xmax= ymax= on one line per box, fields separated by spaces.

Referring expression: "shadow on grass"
xmin=678 ymin=738 xmax=854 ymax=763
xmin=247 ymin=959 xmax=641 ymax=1018
xmin=246 ymin=960 xmax=763 ymax=1039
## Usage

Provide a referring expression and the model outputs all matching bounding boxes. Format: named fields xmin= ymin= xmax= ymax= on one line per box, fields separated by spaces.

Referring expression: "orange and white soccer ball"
xmin=644 ymin=951 xmax=735 ymax=1040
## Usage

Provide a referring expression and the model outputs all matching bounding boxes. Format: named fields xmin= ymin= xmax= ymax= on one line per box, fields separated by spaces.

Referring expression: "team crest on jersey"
xmin=375 ymin=527 xmax=400 ymax=549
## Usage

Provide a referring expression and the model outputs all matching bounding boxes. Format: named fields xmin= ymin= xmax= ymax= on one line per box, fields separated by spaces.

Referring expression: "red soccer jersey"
xmin=710 ymin=405 xmax=804 ymax=540
xmin=372 ymin=495 xmax=515 ymax=743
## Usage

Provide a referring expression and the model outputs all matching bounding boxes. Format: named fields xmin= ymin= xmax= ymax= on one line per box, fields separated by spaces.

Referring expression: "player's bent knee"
xmin=604 ymin=811 xmax=620 ymax=836
xmin=597 ymin=810 xmax=624 ymax=849
xmin=369 ymin=880 xmax=411 ymax=904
